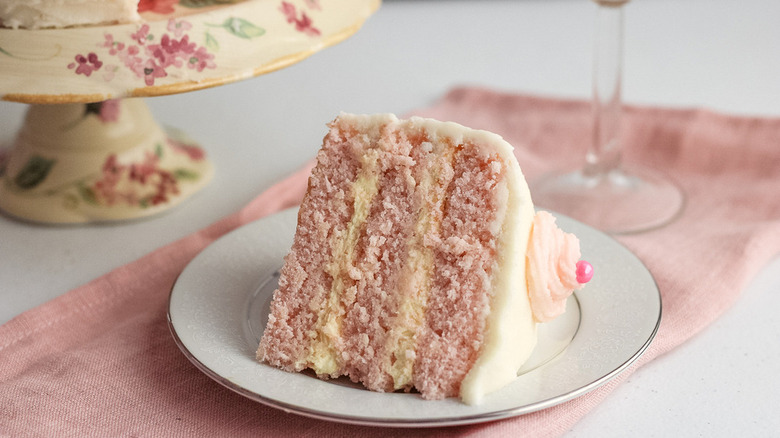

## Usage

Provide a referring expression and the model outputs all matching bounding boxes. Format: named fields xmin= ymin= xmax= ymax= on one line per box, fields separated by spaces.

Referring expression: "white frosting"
xmin=0 ymin=0 xmax=140 ymax=29
xmin=450 ymin=122 xmax=537 ymax=406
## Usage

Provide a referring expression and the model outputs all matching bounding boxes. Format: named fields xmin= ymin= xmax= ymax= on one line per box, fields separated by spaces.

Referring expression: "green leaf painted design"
xmin=63 ymin=193 xmax=80 ymax=210
xmin=78 ymin=184 xmax=99 ymax=206
xmin=14 ymin=156 xmax=56 ymax=189
xmin=205 ymin=32 xmax=220 ymax=52
xmin=220 ymin=17 xmax=265 ymax=39
xmin=179 ymin=0 xmax=244 ymax=8
xmin=155 ymin=143 xmax=164 ymax=158
xmin=174 ymin=169 xmax=200 ymax=180
xmin=1 ymin=44 xmax=61 ymax=61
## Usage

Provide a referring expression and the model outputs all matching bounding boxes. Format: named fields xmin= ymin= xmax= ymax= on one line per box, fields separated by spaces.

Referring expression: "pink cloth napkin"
xmin=2 ymin=87 xmax=779 ymax=437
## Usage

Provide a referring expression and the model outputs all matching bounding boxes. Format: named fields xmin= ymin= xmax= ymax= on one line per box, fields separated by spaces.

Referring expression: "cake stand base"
xmin=0 ymin=99 xmax=213 ymax=224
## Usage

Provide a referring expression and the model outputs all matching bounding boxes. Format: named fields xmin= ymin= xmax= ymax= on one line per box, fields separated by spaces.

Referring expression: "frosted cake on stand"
xmin=0 ymin=0 xmax=380 ymax=223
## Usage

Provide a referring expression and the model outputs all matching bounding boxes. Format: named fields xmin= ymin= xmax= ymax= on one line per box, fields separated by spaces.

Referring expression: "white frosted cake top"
xmin=0 ymin=0 xmax=140 ymax=29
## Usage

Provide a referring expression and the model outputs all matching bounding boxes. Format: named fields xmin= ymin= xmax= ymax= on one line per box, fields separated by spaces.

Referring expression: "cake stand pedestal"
xmin=0 ymin=0 xmax=379 ymax=224
xmin=0 ymin=99 xmax=211 ymax=223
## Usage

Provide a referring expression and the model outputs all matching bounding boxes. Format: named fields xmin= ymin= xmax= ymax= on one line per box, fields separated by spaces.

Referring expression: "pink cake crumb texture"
xmin=413 ymin=145 xmax=505 ymax=400
xmin=339 ymin=126 xmax=421 ymax=392
xmin=259 ymin=115 xmax=509 ymax=401
xmin=257 ymin=123 xmax=360 ymax=370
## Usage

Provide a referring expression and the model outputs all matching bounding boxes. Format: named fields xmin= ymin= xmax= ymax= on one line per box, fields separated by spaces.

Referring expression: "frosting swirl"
xmin=526 ymin=211 xmax=588 ymax=322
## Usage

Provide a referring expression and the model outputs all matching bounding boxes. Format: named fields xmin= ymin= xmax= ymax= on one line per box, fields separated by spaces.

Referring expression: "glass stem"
xmin=584 ymin=2 xmax=625 ymax=177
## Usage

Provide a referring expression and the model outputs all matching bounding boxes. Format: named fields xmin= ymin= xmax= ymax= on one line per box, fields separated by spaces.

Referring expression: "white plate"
xmin=168 ymin=207 xmax=661 ymax=427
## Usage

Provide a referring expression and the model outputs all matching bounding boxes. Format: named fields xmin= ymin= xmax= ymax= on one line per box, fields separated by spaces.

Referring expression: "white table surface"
xmin=1 ymin=0 xmax=778 ymax=436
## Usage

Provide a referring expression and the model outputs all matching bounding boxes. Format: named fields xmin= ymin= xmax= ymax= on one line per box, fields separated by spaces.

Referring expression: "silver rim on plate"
xmin=168 ymin=207 xmax=661 ymax=427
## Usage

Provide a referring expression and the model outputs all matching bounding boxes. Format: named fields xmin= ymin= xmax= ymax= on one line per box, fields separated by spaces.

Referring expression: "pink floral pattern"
xmin=167 ymin=18 xmax=192 ymax=37
xmin=65 ymin=1 xmax=326 ymax=85
xmin=70 ymin=18 xmax=216 ymax=86
xmin=131 ymin=24 xmax=152 ymax=45
xmin=280 ymin=2 xmax=321 ymax=37
xmin=68 ymin=52 xmax=103 ymax=77
xmin=138 ymin=0 xmax=179 ymax=14
xmin=92 ymin=152 xmax=178 ymax=207
xmin=304 ymin=0 xmax=322 ymax=11
xmin=168 ymin=137 xmax=206 ymax=161
xmin=88 ymin=138 xmax=204 ymax=208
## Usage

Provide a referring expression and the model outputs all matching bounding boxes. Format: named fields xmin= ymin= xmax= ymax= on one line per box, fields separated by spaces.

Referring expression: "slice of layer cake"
xmin=0 ymin=0 xmax=140 ymax=29
xmin=258 ymin=113 xmax=591 ymax=405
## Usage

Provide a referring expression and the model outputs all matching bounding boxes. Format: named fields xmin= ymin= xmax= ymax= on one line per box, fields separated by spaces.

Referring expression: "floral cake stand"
xmin=0 ymin=0 xmax=379 ymax=223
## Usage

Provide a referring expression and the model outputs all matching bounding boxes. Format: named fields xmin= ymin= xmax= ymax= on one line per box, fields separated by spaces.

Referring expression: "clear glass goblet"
xmin=531 ymin=0 xmax=684 ymax=234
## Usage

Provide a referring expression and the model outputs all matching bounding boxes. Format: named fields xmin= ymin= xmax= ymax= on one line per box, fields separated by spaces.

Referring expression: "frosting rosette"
xmin=526 ymin=211 xmax=587 ymax=322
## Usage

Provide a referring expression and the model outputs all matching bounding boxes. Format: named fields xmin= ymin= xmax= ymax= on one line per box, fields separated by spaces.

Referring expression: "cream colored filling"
xmin=303 ymin=135 xmax=456 ymax=385
xmin=304 ymin=149 xmax=380 ymax=375
xmin=385 ymin=142 xmax=452 ymax=390
xmin=385 ymin=241 xmax=432 ymax=389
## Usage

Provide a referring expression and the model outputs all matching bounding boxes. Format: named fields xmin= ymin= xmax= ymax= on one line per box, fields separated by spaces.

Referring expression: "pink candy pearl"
xmin=576 ymin=260 xmax=594 ymax=284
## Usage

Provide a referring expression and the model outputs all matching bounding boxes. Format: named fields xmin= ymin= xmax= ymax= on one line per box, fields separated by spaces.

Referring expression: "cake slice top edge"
xmin=334 ymin=112 xmax=518 ymax=158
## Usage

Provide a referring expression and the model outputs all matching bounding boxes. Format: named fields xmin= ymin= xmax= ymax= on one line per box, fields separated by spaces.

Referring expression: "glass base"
xmin=531 ymin=165 xmax=685 ymax=234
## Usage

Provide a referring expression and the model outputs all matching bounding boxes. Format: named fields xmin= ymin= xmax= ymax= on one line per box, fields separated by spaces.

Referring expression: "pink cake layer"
xmin=259 ymin=125 xmax=360 ymax=371
xmin=339 ymin=127 xmax=422 ymax=391
xmin=259 ymin=115 xmax=508 ymax=400
xmin=414 ymin=145 xmax=504 ymax=399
